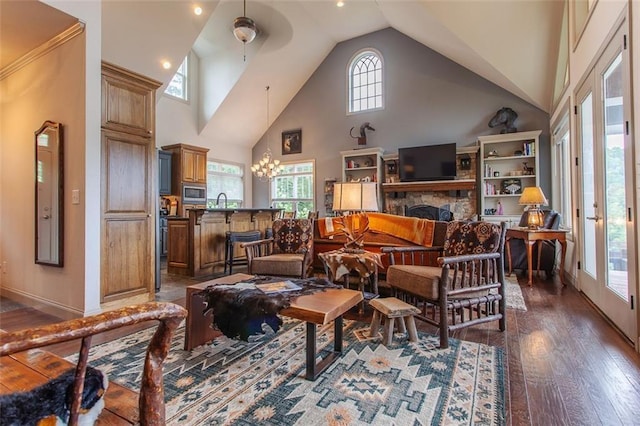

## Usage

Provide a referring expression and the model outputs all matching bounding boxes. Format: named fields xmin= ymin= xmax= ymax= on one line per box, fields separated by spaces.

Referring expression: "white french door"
xmin=576 ymin=22 xmax=636 ymax=340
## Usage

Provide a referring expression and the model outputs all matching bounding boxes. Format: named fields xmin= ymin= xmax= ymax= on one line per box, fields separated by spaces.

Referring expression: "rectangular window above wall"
xmin=270 ymin=160 xmax=315 ymax=218
xmin=207 ymin=159 xmax=244 ymax=208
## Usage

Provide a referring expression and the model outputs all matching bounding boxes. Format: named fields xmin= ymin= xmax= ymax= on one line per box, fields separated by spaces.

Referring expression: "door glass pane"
xmin=580 ymin=92 xmax=596 ymax=278
xmin=602 ymin=53 xmax=628 ymax=300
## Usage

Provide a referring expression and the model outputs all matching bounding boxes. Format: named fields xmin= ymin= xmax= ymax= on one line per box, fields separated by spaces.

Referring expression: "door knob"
xmin=586 ymin=216 xmax=601 ymax=222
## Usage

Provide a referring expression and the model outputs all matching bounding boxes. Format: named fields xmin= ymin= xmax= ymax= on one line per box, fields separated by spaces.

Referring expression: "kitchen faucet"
xmin=216 ymin=192 xmax=228 ymax=209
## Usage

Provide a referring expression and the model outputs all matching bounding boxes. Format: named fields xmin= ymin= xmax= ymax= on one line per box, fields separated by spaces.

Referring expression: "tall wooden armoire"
xmin=100 ymin=62 xmax=161 ymax=305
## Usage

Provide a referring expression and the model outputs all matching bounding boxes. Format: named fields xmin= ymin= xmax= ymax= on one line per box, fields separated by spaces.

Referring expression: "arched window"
xmin=348 ymin=49 xmax=383 ymax=113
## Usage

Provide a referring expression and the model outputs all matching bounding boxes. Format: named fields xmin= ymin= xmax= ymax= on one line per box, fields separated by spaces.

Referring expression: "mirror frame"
xmin=35 ymin=121 xmax=64 ymax=266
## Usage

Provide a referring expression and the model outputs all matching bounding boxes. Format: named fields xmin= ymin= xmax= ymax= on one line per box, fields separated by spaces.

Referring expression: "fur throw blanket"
xmin=0 ymin=366 xmax=108 ymax=426
xmin=200 ymin=276 xmax=341 ymax=341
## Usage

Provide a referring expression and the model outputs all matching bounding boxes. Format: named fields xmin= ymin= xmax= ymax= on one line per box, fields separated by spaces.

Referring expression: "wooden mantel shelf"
xmin=382 ymin=179 xmax=476 ymax=193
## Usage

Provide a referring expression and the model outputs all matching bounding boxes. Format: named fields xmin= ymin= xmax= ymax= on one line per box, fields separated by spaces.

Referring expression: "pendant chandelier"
xmin=251 ymin=86 xmax=284 ymax=181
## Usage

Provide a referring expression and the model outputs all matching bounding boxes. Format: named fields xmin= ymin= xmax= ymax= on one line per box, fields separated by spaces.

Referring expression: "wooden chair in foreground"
xmin=381 ymin=221 xmax=507 ymax=348
xmin=242 ymin=218 xmax=315 ymax=278
xmin=0 ymin=301 xmax=187 ymax=425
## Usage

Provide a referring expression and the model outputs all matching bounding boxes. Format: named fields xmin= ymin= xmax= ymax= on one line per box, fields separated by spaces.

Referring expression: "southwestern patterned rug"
xmin=69 ymin=319 xmax=505 ymax=425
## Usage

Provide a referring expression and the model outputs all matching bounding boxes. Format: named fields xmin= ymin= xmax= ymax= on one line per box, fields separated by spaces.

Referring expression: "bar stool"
xmin=224 ymin=230 xmax=262 ymax=274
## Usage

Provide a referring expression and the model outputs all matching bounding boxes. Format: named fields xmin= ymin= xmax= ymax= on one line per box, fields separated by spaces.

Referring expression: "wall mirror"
xmin=35 ymin=121 xmax=63 ymax=266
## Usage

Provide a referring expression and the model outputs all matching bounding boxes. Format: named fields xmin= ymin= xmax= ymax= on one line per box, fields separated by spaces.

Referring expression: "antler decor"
xmin=336 ymin=213 xmax=370 ymax=252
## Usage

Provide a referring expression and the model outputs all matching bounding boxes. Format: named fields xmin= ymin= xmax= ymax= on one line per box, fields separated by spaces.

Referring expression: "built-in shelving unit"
xmin=478 ymin=130 xmax=541 ymax=227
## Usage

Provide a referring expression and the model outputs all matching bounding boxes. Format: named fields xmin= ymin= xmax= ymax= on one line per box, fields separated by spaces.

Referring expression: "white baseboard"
xmin=0 ymin=287 xmax=83 ymax=320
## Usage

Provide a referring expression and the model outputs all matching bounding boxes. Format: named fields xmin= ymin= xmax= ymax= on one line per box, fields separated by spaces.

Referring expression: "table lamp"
xmin=332 ymin=182 xmax=379 ymax=251
xmin=518 ymin=186 xmax=548 ymax=229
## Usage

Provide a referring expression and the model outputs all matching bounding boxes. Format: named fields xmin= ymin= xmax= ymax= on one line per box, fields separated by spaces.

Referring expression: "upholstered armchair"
xmin=381 ymin=221 xmax=507 ymax=348
xmin=242 ymin=218 xmax=314 ymax=278
xmin=507 ymin=209 xmax=561 ymax=277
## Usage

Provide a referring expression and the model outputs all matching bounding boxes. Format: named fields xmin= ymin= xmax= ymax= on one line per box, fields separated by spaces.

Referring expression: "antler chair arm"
xmin=0 ymin=302 xmax=187 ymax=426
xmin=0 ymin=302 xmax=186 ymax=355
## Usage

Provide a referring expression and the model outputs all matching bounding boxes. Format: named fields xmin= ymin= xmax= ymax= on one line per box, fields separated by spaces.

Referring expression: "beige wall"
xmin=0 ymin=33 xmax=87 ymax=316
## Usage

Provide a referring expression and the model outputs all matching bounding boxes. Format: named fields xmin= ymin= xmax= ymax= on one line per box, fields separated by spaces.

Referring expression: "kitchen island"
xmin=167 ymin=208 xmax=281 ymax=277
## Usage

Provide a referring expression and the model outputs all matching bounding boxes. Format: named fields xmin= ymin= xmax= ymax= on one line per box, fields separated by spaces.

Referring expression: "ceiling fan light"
xmin=233 ymin=16 xmax=257 ymax=44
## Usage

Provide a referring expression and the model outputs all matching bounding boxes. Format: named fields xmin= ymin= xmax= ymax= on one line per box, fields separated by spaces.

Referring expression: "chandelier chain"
xmin=251 ymin=85 xmax=284 ymax=181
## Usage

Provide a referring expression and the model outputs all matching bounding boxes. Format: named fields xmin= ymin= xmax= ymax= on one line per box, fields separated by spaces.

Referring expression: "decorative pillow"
xmin=443 ymin=221 xmax=502 ymax=256
xmin=272 ymin=218 xmax=314 ymax=255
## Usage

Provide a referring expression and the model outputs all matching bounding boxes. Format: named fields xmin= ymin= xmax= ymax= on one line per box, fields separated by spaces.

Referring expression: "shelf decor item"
xmin=518 ymin=186 xmax=548 ymax=229
xmin=502 ymin=178 xmax=522 ymax=195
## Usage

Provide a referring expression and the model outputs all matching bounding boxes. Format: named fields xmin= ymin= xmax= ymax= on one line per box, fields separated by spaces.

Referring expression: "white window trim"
xmin=346 ymin=48 xmax=384 ymax=115
xmin=551 ymin=109 xmax=573 ymax=240
xmin=163 ymin=54 xmax=190 ymax=103
xmin=270 ymin=159 xmax=316 ymax=216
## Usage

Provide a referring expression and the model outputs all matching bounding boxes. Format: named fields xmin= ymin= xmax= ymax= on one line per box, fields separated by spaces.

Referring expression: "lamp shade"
xmin=333 ymin=182 xmax=379 ymax=212
xmin=518 ymin=186 xmax=548 ymax=206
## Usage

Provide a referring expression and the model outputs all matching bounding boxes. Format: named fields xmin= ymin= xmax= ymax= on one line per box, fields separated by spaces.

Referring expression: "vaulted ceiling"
xmin=1 ymin=0 xmax=563 ymax=149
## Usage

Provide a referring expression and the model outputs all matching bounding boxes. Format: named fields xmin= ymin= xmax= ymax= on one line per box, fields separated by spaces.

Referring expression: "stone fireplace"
xmin=382 ymin=150 xmax=478 ymax=220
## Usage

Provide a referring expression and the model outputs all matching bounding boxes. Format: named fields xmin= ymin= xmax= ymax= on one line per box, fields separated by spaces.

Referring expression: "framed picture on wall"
xmin=282 ymin=129 xmax=302 ymax=155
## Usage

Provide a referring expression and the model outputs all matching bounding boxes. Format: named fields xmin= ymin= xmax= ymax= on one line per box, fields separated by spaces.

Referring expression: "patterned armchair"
xmin=381 ymin=221 xmax=507 ymax=348
xmin=242 ymin=218 xmax=314 ymax=278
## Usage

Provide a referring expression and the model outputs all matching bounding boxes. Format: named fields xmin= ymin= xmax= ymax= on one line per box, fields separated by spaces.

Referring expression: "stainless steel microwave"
xmin=182 ymin=184 xmax=207 ymax=205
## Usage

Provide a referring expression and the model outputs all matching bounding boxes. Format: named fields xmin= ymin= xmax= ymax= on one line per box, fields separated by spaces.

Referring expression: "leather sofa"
xmin=313 ymin=213 xmax=449 ymax=273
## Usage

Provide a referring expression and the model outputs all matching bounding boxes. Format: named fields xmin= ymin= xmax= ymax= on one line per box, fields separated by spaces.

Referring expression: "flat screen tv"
xmin=398 ymin=143 xmax=457 ymax=182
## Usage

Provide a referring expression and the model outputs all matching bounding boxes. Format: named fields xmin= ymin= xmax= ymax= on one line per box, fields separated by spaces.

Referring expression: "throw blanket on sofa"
xmin=199 ymin=276 xmax=341 ymax=341
xmin=318 ymin=212 xmax=435 ymax=247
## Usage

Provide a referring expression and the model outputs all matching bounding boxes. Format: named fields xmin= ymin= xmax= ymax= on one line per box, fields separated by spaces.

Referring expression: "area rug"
xmin=504 ymin=277 xmax=527 ymax=311
xmin=69 ymin=319 xmax=505 ymax=425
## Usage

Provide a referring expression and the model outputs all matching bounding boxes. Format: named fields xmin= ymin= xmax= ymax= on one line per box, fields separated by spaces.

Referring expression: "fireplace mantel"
xmin=381 ymin=179 xmax=476 ymax=193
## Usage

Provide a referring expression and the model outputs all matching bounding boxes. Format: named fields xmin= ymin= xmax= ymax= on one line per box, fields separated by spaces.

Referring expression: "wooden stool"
xmin=369 ymin=297 xmax=421 ymax=346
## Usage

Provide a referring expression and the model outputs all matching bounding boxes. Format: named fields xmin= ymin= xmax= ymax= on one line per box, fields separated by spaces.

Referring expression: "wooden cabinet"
xmin=158 ymin=150 xmax=172 ymax=195
xmin=478 ymin=130 xmax=541 ymax=227
xmin=161 ymin=143 xmax=209 ymax=193
xmin=101 ymin=62 xmax=156 ymax=137
xmin=101 ymin=62 xmax=161 ymax=305
xmin=167 ymin=209 xmax=279 ymax=277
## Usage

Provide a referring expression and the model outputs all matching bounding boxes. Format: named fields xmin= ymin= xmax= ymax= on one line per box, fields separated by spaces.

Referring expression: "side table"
xmin=505 ymin=227 xmax=569 ymax=287
xmin=318 ymin=249 xmax=383 ymax=312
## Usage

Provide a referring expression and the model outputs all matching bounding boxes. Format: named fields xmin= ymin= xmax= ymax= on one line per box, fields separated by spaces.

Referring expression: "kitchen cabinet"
xmin=167 ymin=209 xmax=280 ymax=277
xmin=101 ymin=62 xmax=161 ymax=306
xmin=101 ymin=61 xmax=156 ymax=137
xmin=160 ymin=216 xmax=168 ymax=257
xmin=162 ymin=143 xmax=209 ymax=193
xmin=478 ymin=130 xmax=541 ymax=227
xmin=158 ymin=150 xmax=172 ymax=195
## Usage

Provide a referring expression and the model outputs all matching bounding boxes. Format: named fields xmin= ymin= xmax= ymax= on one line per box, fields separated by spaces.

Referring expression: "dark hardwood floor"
xmin=1 ymin=268 xmax=639 ymax=425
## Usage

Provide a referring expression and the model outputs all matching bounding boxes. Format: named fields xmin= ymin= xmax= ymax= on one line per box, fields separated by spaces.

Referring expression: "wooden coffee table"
xmin=281 ymin=287 xmax=362 ymax=380
xmin=184 ymin=273 xmax=362 ymax=381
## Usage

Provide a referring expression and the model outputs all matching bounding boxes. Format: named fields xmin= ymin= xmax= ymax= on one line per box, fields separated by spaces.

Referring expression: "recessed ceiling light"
xmin=337 ymin=1 xmax=344 ymax=7
xmin=162 ymin=61 xmax=172 ymax=70
xmin=194 ymin=6 xmax=203 ymax=16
